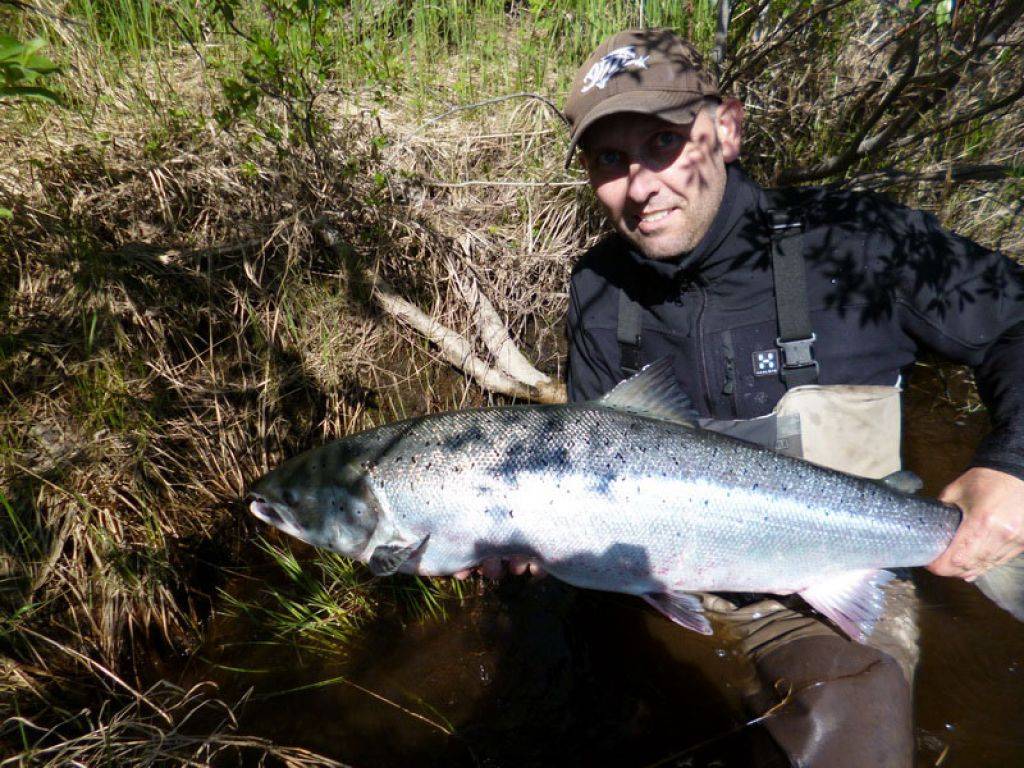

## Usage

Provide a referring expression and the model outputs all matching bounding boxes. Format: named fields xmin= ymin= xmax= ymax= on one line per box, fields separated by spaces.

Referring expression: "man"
xmin=562 ymin=28 xmax=1024 ymax=768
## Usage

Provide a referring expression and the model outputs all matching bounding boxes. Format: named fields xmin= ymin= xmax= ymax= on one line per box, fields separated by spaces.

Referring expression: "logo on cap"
xmin=581 ymin=46 xmax=650 ymax=93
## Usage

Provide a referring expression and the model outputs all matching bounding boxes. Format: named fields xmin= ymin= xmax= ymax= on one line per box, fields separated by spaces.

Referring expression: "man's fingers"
xmin=480 ymin=558 xmax=504 ymax=579
xmin=449 ymin=558 xmax=543 ymax=580
xmin=929 ymin=522 xmax=1024 ymax=578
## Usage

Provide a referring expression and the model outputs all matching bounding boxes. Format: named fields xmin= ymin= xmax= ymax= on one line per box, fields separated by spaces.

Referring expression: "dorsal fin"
xmin=597 ymin=358 xmax=698 ymax=427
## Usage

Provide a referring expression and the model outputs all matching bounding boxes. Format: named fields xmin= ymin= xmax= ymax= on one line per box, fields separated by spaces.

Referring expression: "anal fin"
xmin=799 ymin=569 xmax=895 ymax=643
xmin=642 ymin=592 xmax=712 ymax=635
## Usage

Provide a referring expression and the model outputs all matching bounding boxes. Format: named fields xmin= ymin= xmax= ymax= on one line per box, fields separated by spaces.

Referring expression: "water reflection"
xmin=904 ymin=365 xmax=1024 ymax=768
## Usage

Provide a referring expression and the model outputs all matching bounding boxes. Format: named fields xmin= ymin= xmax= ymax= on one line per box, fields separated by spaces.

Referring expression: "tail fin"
xmin=975 ymin=555 xmax=1024 ymax=622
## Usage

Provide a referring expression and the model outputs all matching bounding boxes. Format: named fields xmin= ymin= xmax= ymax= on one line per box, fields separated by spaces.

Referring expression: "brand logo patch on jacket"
xmin=753 ymin=349 xmax=779 ymax=377
xmin=581 ymin=46 xmax=650 ymax=93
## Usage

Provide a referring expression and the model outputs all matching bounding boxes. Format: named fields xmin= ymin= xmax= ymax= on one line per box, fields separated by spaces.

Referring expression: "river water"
xmin=182 ymin=365 xmax=1024 ymax=767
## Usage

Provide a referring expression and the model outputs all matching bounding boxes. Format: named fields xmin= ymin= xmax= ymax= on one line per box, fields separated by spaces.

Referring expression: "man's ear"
xmin=715 ymin=99 xmax=743 ymax=163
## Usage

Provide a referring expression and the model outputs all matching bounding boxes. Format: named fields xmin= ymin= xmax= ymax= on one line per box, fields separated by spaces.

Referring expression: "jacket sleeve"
xmin=566 ymin=274 xmax=623 ymax=404
xmin=890 ymin=208 xmax=1024 ymax=481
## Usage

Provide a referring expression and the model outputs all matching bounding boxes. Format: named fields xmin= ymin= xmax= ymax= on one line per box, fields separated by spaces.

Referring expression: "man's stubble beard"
xmin=616 ymin=161 xmax=727 ymax=261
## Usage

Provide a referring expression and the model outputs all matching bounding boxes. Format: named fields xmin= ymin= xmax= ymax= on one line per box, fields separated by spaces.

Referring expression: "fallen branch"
xmin=447 ymin=256 xmax=558 ymax=394
xmin=369 ymin=271 xmax=565 ymax=403
xmin=313 ymin=220 xmax=565 ymax=403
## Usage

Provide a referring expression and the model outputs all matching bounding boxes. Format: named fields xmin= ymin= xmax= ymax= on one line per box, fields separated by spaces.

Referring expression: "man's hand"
xmin=453 ymin=557 xmax=544 ymax=580
xmin=928 ymin=467 xmax=1024 ymax=581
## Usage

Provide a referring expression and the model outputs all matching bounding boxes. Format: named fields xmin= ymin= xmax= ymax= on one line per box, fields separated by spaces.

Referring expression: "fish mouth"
xmin=249 ymin=496 xmax=287 ymax=528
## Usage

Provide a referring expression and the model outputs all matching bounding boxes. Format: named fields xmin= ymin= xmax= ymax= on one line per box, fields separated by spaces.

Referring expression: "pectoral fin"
xmin=367 ymin=534 xmax=430 ymax=577
xmin=642 ymin=592 xmax=713 ymax=635
xmin=975 ymin=555 xmax=1024 ymax=622
xmin=799 ymin=569 xmax=895 ymax=643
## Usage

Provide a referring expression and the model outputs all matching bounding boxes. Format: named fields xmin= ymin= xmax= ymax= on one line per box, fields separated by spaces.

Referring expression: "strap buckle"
xmin=776 ymin=333 xmax=818 ymax=375
xmin=768 ymin=211 xmax=802 ymax=233
xmin=619 ymin=342 xmax=642 ymax=376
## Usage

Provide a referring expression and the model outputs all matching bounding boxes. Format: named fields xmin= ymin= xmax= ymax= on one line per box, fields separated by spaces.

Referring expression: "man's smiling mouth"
xmin=640 ymin=209 xmax=671 ymax=223
xmin=634 ymin=207 xmax=677 ymax=231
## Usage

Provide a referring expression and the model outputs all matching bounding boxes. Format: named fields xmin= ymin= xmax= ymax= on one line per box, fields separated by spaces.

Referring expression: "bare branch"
xmin=778 ymin=31 xmax=920 ymax=184
xmin=891 ymin=79 xmax=1024 ymax=150
xmin=368 ymin=270 xmax=564 ymax=403
xmin=847 ymin=162 xmax=1023 ymax=189
xmin=447 ymin=255 xmax=554 ymax=390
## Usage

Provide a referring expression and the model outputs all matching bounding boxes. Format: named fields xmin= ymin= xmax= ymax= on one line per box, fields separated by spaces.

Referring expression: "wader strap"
xmin=617 ymin=289 xmax=643 ymax=376
xmin=768 ymin=208 xmax=819 ymax=388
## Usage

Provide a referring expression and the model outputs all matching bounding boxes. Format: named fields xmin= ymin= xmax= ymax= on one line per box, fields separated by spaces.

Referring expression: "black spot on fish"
xmin=591 ymin=470 xmax=616 ymax=495
xmin=442 ymin=425 xmax=485 ymax=451
xmin=485 ymin=505 xmax=511 ymax=521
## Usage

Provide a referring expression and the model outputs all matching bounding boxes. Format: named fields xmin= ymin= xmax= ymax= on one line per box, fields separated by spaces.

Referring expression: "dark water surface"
xmin=183 ymin=366 xmax=1024 ymax=767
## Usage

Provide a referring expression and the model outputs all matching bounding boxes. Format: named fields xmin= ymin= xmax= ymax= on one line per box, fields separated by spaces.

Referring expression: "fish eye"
xmin=284 ymin=488 xmax=300 ymax=505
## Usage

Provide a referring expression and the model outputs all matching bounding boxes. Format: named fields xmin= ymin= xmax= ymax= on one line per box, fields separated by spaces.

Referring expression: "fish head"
xmin=247 ymin=438 xmax=384 ymax=558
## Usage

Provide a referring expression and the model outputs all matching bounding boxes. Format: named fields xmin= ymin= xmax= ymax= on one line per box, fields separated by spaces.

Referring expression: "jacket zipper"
xmin=696 ymin=285 xmax=712 ymax=412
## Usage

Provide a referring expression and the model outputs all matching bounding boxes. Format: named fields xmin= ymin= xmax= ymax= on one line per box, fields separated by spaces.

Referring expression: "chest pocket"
xmin=720 ymin=321 xmax=788 ymax=419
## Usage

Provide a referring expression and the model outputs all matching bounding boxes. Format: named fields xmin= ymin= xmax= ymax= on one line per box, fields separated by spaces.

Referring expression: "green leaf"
xmin=0 ymin=207 xmax=12 ymax=220
xmin=0 ymin=85 xmax=62 ymax=104
xmin=0 ymin=37 xmax=25 ymax=62
xmin=24 ymin=54 xmax=59 ymax=74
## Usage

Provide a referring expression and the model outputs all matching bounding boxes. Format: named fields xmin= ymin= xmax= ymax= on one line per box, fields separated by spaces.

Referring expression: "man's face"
xmin=581 ymin=109 xmax=732 ymax=260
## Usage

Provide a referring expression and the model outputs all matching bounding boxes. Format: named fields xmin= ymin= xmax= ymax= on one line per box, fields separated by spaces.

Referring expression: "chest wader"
xmin=617 ymin=206 xmax=915 ymax=768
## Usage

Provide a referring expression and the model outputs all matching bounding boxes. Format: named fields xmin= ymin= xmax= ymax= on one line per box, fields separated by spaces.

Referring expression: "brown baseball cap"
xmin=564 ymin=29 xmax=719 ymax=167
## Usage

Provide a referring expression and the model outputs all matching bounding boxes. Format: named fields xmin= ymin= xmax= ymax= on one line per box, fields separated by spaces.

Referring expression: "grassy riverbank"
xmin=2 ymin=0 xmax=1023 ymax=762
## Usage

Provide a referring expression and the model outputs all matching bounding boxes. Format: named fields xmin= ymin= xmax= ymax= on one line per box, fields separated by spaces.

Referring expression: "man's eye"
xmin=652 ymin=132 xmax=682 ymax=151
xmin=596 ymin=150 xmax=621 ymax=166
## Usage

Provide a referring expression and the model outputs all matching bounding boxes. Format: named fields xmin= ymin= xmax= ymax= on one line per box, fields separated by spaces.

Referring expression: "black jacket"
xmin=567 ymin=163 xmax=1024 ymax=480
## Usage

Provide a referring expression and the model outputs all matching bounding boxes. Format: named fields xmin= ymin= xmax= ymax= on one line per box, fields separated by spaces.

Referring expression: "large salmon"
xmin=248 ymin=360 xmax=1024 ymax=641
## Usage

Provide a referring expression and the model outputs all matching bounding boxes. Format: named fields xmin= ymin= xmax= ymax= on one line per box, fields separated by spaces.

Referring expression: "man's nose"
xmin=626 ymin=162 xmax=659 ymax=204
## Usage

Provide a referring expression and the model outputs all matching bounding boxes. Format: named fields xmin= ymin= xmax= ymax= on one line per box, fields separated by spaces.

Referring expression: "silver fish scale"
xmin=366 ymin=405 xmax=959 ymax=595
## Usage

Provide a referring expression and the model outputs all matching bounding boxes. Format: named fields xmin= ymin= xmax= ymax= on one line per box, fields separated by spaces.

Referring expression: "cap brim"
xmin=564 ymin=91 xmax=705 ymax=169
